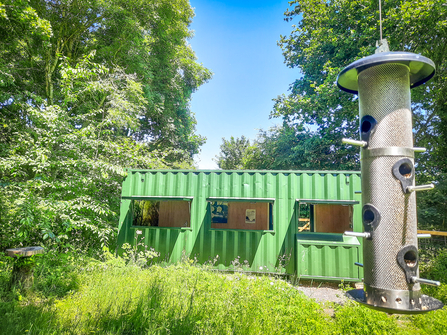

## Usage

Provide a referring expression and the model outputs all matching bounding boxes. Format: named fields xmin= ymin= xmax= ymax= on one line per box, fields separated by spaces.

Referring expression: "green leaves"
xmin=214 ymin=136 xmax=253 ymax=170
xmin=0 ymin=0 xmax=211 ymax=252
xmin=1 ymin=0 xmax=211 ymax=158
xmin=220 ymin=124 xmax=360 ymax=171
xmin=270 ymin=0 xmax=447 ymax=227
xmin=60 ymin=52 xmax=146 ymax=133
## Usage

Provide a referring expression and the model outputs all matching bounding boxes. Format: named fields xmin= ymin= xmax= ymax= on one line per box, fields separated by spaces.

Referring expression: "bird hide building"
xmin=118 ymin=169 xmax=363 ymax=281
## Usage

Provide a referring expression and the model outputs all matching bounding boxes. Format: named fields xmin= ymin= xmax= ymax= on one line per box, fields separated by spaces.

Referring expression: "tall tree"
xmin=244 ymin=124 xmax=359 ymax=171
xmin=273 ymin=0 xmax=447 ymax=228
xmin=0 ymin=0 xmax=211 ymax=251
xmin=1 ymin=0 xmax=211 ymax=156
xmin=214 ymin=136 xmax=252 ymax=170
xmin=215 ymin=124 xmax=359 ymax=171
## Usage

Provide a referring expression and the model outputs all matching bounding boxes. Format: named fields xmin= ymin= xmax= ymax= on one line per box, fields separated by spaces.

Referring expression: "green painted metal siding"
xmin=296 ymin=234 xmax=361 ymax=280
xmin=118 ymin=169 xmax=363 ymax=279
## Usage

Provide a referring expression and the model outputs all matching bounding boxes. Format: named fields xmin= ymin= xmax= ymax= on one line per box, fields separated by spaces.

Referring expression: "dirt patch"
xmin=297 ymin=286 xmax=349 ymax=305
xmin=296 ymin=281 xmax=363 ymax=305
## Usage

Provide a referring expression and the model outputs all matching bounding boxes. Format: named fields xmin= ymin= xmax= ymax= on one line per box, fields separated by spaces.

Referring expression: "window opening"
xmin=132 ymin=200 xmax=190 ymax=227
xmin=298 ymin=203 xmax=312 ymax=232
xmin=299 ymin=203 xmax=353 ymax=233
xmin=210 ymin=201 xmax=273 ymax=230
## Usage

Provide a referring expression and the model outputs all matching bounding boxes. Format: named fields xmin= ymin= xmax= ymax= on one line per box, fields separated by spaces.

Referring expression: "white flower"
xmin=136 ymin=230 xmax=142 ymax=235
xmin=259 ymin=266 xmax=263 ymax=270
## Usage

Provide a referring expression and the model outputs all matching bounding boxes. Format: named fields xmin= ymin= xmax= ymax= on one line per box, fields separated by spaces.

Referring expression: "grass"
xmin=1 ymin=250 xmax=447 ymax=334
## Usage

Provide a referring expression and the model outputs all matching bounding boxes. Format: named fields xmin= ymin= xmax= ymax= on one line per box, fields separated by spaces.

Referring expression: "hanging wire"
xmin=379 ymin=0 xmax=383 ymax=42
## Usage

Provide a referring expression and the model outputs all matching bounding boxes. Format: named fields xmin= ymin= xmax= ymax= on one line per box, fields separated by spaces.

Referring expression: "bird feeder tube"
xmin=338 ymin=49 xmax=443 ymax=314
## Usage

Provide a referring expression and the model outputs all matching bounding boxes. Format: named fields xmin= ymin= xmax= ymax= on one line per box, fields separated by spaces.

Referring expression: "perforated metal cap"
xmin=337 ymin=52 xmax=435 ymax=94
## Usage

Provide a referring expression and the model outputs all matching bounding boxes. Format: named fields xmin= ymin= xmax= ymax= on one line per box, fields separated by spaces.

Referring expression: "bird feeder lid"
xmin=337 ymin=51 xmax=435 ymax=94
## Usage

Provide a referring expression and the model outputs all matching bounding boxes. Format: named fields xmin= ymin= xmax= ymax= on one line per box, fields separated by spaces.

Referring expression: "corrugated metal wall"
xmin=297 ymin=235 xmax=361 ymax=280
xmin=118 ymin=170 xmax=363 ymax=280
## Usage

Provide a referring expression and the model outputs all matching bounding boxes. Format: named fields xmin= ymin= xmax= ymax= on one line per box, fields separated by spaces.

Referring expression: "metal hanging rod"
xmin=379 ymin=0 xmax=383 ymax=42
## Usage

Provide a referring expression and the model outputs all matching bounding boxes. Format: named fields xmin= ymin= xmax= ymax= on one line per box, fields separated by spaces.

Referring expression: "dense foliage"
xmin=216 ymin=0 xmax=447 ymax=228
xmin=0 ymin=0 xmax=211 ymax=252
xmin=216 ymin=124 xmax=359 ymax=170
xmin=274 ymin=0 xmax=447 ymax=229
xmin=214 ymin=136 xmax=252 ymax=170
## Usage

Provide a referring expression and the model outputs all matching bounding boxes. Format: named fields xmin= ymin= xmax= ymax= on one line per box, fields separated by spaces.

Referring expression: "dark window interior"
xmin=132 ymin=200 xmax=190 ymax=227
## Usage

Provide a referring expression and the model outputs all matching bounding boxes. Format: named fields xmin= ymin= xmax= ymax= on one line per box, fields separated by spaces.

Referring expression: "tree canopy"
xmin=216 ymin=0 xmax=447 ymax=228
xmin=215 ymin=125 xmax=359 ymax=171
xmin=1 ymin=0 xmax=212 ymax=155
xmin=0 ymin=0 xmax=211 ymax=251
xmin=273 ymin=0 xmax=447 ymax=174
xmin=214 ymin=136 xmax=252 ymax=170
xmin=273 ymin=0 xmax=447 ymax=228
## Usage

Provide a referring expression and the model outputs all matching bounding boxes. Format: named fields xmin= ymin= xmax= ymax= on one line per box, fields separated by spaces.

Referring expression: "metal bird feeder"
xmin=338 ymin=44 xmax=443 ymax=314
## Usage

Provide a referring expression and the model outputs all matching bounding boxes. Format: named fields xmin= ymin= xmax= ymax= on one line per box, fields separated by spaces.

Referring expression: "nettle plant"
xmin=121 ymin=230 xmax=160 ymax=267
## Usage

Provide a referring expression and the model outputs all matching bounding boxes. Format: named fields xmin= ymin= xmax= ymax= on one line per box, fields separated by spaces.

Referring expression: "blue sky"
xmin=189 ymin=0 xmax=301 ymax=169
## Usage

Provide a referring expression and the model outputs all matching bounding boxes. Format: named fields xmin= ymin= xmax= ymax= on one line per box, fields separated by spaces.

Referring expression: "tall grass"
xmin=1 ymin=261 xmax=332 ymax=334
xmin=1 ymin=250 xmax=447 ymax=334
xmin=50 ymin=264 xmax=332 ymax=334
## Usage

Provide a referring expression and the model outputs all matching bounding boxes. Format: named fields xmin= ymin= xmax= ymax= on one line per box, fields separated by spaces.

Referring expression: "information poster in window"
xmin=211 ymin=201 xmax=228 ymax=224
xmin=245 ymin=209 xmax=256 ymax=224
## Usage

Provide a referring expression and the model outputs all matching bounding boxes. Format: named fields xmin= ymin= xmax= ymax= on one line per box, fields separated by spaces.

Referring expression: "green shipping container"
xmin=118 ymin=169 xmax=363 ymax=281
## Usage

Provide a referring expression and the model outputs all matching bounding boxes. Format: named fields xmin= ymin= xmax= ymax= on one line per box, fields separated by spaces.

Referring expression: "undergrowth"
xmin=0 ymin=248 xmax=446 ymax=334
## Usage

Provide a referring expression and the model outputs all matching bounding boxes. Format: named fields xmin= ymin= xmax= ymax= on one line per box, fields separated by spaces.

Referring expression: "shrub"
xmin=420 ymin=249 xmax=447 ymax=304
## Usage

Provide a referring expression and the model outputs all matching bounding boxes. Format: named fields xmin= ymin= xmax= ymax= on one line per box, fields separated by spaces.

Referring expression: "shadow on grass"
xmin=0 ymin=299 xmax=57 ymax=335
xmin=0 ymin=252 xmax=82 ymax=334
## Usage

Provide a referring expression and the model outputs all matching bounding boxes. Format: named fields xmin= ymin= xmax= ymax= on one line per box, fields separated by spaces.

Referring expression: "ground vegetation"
xmin=0 ymin=249 xmax=446 ymax=334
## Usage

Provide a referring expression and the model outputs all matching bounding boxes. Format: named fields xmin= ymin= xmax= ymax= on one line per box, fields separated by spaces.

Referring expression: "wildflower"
xmin=136 ymin=230 xmax=142 ymax=235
